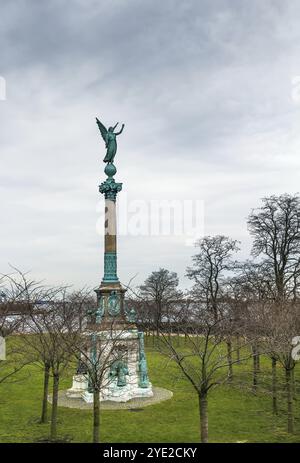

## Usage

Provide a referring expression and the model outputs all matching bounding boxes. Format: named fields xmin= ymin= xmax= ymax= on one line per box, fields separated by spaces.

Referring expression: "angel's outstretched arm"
xmin=115 ymin=124 xmax=125 ymax=136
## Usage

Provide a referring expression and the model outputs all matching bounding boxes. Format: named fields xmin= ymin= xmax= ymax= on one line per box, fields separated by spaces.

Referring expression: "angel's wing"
xmin=95 ymin=117 xmax=108 ymax=142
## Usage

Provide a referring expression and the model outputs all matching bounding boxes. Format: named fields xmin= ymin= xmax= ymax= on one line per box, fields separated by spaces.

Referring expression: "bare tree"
xmin=241 ymin=194 xmax=300 ymax=402
xmin=0 ymin=333 xmax=29 ymax=387
xmin=0 ymin=273 xmax=36 ymax=387
xmin=187 ymin=235 xmax=240 ymax=382
xmin=187 ymin=235 xmax=240 ymax=322
xmin=4 ymin=272 xmax=64 ymax=428
xmin=19 ymin=325 xmax=52 ymax=424
xmin=156 ymin=301 xmax=250 ymax=443
xmin=139 ymin=268 xmax=182 ymax=337
xmin=259 ymin=301 xmax=300 ymax=433
xmin=3 ymin=270 xmax=80 ymax=439
xmin=229 ymin=259 xmax=286 ymax=394
xmin=24 ymin=291 xmax=80 ymax=441
xmin=67 ymin=288 xmax=93 ymax=332
xmin=248 ymin=194 xmax=300 ymax=301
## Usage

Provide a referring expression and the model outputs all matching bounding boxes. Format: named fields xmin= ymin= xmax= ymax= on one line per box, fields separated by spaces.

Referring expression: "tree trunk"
xmin=50 ymin=373 xmax=60 ymax=441
xmin=40 ymin=363 xmax=50 ymax=423
xmin=291 ymin=367 xmax=296 ymax=399
xmin=212 ymin=304 xmax=218 ymax=323
xmin=236 ymin=336 xmax=240 ymax=364
xmin=198 ymin=393 xmax=208 ymax=443
xmin=252 ymin=344 xmax=259 ymax=393
xmin=271 ymin=357 xmax=278 ymax=415
xmin=168 ymin=325 xmax=171 ymax=342
xmin=93 ymin=389 xmax=100 ymax=443
xmin=156 ymin=314 xmax=159 ymax=338
xmin=256 ymin=346 xmax=260 ymax=372
xmin=286 ymin=368 xmax=294 ymax=433
xmin=226 ymin=340 xmax=233 ymax=382
xmin=276 ymin=276 xmax=284 ymax=303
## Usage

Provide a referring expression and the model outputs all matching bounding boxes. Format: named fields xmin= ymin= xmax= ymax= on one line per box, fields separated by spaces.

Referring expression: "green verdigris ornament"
xmin=96 ymin=117 xmax=125 ymax=164
xmin=125 ymin=306 xmax=137 ymax=323
xmin=138 ymin=332 xmax=150 ymax=388
xmin=110 ymin=359 xmax=129 ymax=387
xmin=108 ymin=290 xmax=120 ymax=316
xmin=95 ymin=297 xmax=104 ymax=323
xmin=99 ymin=177 xmax=122 ymax=201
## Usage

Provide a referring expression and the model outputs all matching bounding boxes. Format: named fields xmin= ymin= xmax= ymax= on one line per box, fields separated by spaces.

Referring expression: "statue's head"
xmin=108 ymin=127 xmax=114 ymax=132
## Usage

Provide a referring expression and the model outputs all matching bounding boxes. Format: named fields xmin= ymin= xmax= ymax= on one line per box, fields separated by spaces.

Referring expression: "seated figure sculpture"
xmin=110 ymin=359 xmax=129 ymax=387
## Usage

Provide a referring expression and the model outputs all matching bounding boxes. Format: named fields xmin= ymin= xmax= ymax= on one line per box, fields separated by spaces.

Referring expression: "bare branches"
xmin=248 ymin=194 xmax=300 ymax=300
xmin=138 ymin=268 xmax=182 ymax=335
xmin=187 ymin=236 xmax=240 ymax=322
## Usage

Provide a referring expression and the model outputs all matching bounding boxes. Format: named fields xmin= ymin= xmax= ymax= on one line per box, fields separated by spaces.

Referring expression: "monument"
xmin=67 ymin=118 xmax=153 ymax=402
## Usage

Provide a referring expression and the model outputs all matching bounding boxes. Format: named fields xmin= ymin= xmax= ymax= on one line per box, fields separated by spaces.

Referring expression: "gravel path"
xmin=48 ymin=386 xmax=173 ymax=410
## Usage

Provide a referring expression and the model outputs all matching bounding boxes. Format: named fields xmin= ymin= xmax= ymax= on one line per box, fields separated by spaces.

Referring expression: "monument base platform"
xmin=48 ymin=386 xmax=172 ymax=410
xmin=82 ymin=383 xmax=153 ymax=403
xmin=66 ymin=373 xmax=153 ymax=403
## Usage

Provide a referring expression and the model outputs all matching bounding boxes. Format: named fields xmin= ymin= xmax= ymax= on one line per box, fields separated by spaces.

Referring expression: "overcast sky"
xmin=1 ymin=0 xmax=300 ymax=291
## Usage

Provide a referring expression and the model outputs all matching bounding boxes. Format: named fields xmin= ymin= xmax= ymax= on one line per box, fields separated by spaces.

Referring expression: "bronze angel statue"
xmin=96 ymin=117 xmax=125 ymax=163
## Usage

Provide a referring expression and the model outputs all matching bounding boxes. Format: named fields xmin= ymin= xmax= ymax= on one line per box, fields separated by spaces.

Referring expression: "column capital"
xmin=99 ymin=178 xmax=122 ymax=201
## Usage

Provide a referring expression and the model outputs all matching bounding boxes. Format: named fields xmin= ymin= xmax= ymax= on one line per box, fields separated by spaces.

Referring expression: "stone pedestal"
xmin=80 ymin=328 xmax=153 ymax=403
xmin=66 ymin=374 xmax=89 ymax=398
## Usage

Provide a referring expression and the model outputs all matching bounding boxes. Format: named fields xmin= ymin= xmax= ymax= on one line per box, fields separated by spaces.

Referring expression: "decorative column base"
xmin=102 ymin=251 xmax=118 ymax=283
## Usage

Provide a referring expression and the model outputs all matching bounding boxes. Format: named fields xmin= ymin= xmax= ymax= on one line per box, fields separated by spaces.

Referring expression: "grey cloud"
xmin=1 ymin=0 xmax=300 ymax=289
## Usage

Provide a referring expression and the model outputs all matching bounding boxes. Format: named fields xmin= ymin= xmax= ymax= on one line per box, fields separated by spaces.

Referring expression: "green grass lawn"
xmin=0 ymin=338 xmax=300 ymax=443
